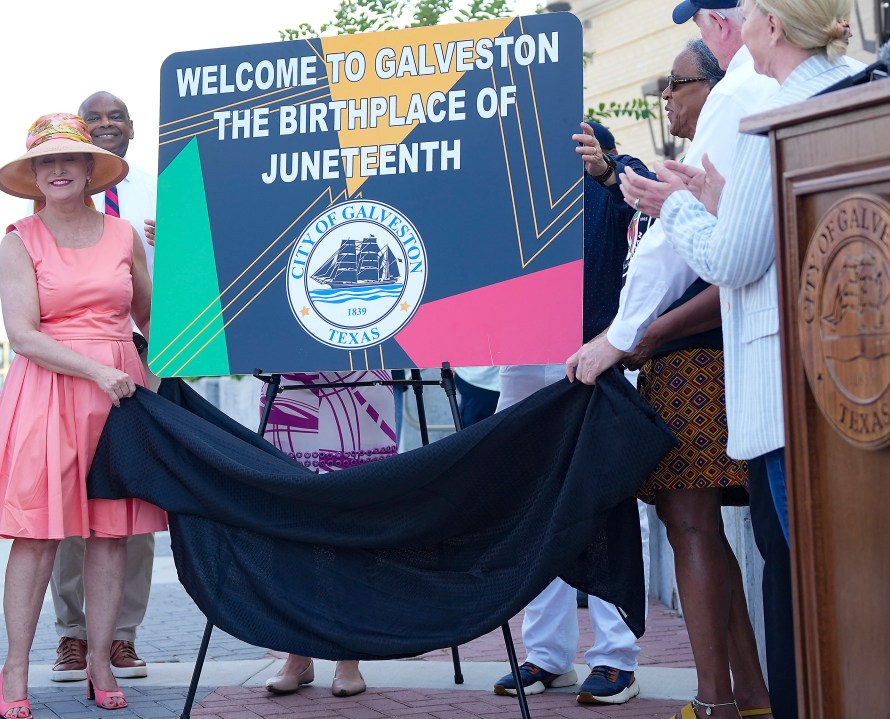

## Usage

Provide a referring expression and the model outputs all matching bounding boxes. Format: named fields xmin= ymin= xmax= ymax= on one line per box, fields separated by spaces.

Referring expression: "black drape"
xmin=87 ymin=369 xmax=675 ymax=660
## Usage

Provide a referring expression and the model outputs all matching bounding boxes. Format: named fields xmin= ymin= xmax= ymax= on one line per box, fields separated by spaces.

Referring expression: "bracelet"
xmin=593 ymin=153 xmax=615 ymax=184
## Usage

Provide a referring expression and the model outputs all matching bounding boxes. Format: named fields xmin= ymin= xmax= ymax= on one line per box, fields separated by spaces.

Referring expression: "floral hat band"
xmin=0 ymin=112 xmax=128 ymax=201
xmin=26 ymin=113 xmax=94 ymax=151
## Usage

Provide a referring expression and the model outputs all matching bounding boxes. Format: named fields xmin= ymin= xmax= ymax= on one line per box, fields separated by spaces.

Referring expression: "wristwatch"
xmin=593 ymin=153 xmax=616 ymax=184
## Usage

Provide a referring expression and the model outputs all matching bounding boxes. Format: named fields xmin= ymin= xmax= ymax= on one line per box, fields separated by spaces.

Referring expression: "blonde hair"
xmin=754 ymin=0 xmax=851 ymax=58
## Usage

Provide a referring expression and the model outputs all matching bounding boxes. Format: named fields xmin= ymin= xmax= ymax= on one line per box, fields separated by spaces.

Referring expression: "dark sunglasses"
xmin=666 ymin=75 xmax=708 ymax=91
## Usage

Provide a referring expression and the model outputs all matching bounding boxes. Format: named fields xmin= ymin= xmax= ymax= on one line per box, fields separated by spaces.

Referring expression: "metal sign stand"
xmin=179 ymin=363 xmax=531 ymax=719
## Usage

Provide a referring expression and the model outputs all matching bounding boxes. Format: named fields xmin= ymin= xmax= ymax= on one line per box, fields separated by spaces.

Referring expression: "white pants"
xmin=498 ymin=365 xmax=649 ymax=674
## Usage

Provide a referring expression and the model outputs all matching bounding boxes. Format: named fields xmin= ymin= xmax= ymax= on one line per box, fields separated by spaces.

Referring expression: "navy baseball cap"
xmin=672 ymin=0 xmax=737 ymax=24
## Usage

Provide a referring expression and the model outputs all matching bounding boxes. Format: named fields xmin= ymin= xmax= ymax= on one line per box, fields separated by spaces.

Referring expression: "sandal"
xmin=739 ymin=710 xmax=773 ymax=717
xmin=0 ymin=671 xmax=32 ymax=719
xmin=86 ymin=668 xmax=127 ymax=710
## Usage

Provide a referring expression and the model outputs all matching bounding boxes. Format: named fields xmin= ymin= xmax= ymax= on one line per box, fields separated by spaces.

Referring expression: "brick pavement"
xmin=3 ymin=532 xmax=696 ymax=719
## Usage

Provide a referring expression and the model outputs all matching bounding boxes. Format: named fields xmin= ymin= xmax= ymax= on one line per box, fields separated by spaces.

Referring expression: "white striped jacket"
xmin=661 ymin=54 xmax=853 ymax=460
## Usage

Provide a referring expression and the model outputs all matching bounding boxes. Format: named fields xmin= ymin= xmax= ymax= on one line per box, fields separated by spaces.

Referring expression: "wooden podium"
xmin=741 ymin=81 xmax=890 ymax=717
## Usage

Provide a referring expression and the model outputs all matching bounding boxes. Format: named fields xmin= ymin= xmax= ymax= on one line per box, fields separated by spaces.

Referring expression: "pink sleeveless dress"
xmin=0 ymin=214 xmax=167 ymax=539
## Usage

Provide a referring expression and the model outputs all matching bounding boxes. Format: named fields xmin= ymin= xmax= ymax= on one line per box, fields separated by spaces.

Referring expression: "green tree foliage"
xmin=280 ymin=0 xmax=518 ymax=39
xmin=411 ymin=0 xmax=453 ymax=26
xmin=585 ymin=99 xmax=654 ymax=126
xmin=453 ymin=0 xmax=513 ymax=22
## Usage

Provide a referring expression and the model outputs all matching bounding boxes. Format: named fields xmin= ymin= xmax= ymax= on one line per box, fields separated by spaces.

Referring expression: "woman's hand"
xmin=566 ymin=333 xmax=624 ymax=385
xmin=660 ymin=154 xmax=725 ymax=216
xmin=144 ymin=219 xmax=156 ymax=246
xmin=573 ymin=122 xmax=610 ymax=179
xmin=92 ymin=365 xmax=137 ymax=408
xmin=619 ymin=165 xmax=683 ymax=218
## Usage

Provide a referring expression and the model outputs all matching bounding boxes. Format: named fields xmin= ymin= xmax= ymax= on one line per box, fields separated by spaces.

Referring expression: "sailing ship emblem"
xmin=311 ymin=235 xmax=401 ymax=288
xmin=286 ymin=200 xmax=427 ymax=351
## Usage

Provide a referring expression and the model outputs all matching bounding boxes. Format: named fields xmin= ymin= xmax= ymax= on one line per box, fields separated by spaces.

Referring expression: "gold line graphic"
xmin=494 ymin=66 xmax=524 ymax=265
xmin=159 ymin=86 xmax=332 ymax=138
xmin=494 ymin=16 xmax=583 ymax=269
xmin=159 ymin=83 xmax=330 ymax=132
xmin=172 ymin=266 xmax=286 ymax=376
xmin=521 ymin=208 xmax=583 ymax=266
xmin=154 ymin=186 xmax=347 ymax=373
xmin=160 ymin=87 xmax=333 ymax=147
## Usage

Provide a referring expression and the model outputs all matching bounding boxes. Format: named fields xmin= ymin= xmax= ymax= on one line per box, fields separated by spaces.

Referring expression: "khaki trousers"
xmin=50 ymin=532 xmax=155 ymax=641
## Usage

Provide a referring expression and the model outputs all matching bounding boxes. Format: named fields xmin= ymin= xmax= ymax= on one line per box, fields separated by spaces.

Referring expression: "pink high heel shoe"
xmin=0 ymin=670 xmax=32 ymax=719
xmin=86 ymin=667 xmax=127 ymax=710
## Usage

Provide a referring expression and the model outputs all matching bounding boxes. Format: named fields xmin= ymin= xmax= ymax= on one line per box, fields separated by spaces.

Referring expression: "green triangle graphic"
xmin=148 ymin=138 xmax=229 ymax=377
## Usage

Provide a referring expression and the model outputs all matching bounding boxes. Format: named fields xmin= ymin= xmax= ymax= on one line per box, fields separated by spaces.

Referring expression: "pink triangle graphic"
xmin=394 ymin=260 xmax=582 ymax=367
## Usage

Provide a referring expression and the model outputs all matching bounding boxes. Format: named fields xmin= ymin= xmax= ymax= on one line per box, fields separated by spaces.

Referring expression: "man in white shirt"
xmin=492 ymin=124 xmax=650 ymax=707
xmin=50 ymin=91 xmax=157 ymax=683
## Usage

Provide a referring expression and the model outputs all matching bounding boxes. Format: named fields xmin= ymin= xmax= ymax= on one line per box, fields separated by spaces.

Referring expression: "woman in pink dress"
xmin=0 ymin=114 xmax=167 ymax=715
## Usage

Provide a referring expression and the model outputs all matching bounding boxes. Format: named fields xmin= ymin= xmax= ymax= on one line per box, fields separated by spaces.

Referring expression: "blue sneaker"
xmin=493 ymin=662 xmax=578 ymax=696
xmin=576 ymin=666 xmax=640 ymax=704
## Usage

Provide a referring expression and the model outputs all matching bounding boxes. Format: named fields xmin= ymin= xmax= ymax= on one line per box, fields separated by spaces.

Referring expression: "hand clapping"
xmin=620 ymin=153 xmax=725 ymax=218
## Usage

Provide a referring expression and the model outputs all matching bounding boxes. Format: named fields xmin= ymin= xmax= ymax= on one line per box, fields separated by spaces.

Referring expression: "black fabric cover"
xmin=87 ymin=369 xmax=676 ymax=660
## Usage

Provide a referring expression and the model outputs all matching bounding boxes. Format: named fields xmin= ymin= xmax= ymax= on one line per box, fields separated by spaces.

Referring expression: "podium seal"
xmin=798 ymin=193 xmax=890 ymax=450
xmin=287 ymin=200 xmax=427 ymax=350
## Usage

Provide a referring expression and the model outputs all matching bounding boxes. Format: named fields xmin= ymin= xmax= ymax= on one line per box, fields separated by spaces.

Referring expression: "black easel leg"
xmin=502 ymin=622 xmax=532 ymax=719
xmin=440 ymin=362 xmax=463 ymax=432
xmin=442 ymin=363 xmax=529 ymax=715
xmin=439 ymin=363 xmax=465 ymax=684
xmin=410 ymin=369 xmax=430 ymax=445
xmin=428 ymin=362 xmax=464 ymax=684
xmin=180 ymin=621 xmax=214 ymax=719
xmin=180 ymin=374 xmax=283 ymax=719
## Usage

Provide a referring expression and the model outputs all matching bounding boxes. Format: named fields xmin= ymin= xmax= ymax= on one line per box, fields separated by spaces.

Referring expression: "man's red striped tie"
xmin=105 ymin=186 xmax=120 ymax=217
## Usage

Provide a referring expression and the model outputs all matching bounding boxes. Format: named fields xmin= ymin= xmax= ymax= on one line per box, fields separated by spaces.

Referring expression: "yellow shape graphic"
xmin=321 ymin=18 xmax=513 ymax=196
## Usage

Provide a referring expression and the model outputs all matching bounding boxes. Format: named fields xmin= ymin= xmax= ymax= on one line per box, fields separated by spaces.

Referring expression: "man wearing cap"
xmin=491 ymin=123 xmax=654 ymax=707
xmin=49 ymin=91 xmax=157 ymax=684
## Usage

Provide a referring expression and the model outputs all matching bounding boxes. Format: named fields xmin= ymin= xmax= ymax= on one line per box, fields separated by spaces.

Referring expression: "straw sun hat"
xmin=0 ymin=113 xmax=128 ymax=201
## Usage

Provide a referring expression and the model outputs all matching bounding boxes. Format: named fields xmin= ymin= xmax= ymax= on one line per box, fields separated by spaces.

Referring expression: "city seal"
xmin=286 ymin=199 xmax=427 ymax=350
xmin=798 ymin=193 xmax=890 ymax=450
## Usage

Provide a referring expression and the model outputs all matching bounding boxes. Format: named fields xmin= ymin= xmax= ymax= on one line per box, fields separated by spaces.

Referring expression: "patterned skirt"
xmin=636 ymin=347 xmax=748 ymax=505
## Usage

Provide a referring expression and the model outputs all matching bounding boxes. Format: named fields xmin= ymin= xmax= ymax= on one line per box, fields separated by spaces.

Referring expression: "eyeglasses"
xmin=666 ymin=75 xmax=708 ymax=91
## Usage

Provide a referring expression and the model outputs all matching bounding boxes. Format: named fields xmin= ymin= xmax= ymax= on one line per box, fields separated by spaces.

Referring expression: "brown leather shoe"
xmin=110 ymin=640 xmax=148 ymax=679
xmin=51 ymin=637 xmax=88 ymax=682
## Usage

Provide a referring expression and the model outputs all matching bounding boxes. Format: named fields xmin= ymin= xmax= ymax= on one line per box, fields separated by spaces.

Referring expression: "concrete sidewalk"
xmin=1 ymin=532 xmax=698 ymax=718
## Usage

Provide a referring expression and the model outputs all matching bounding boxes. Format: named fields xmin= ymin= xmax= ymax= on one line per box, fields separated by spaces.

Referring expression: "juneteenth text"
xmin=262 ymin=140 xmax=461 ymax=183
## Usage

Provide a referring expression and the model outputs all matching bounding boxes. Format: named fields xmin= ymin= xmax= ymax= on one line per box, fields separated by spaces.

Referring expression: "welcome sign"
xmin=150 ymin=13 xmax=583 ymax=377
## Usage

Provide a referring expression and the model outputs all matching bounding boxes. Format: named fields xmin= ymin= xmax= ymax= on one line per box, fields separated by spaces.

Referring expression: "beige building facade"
xmin=566 ymin=0 xmax=880 ymax=166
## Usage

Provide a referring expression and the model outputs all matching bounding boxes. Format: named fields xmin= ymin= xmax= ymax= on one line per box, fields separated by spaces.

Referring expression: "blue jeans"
xmin=763 ymin=447 xmax=789 ymax=545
